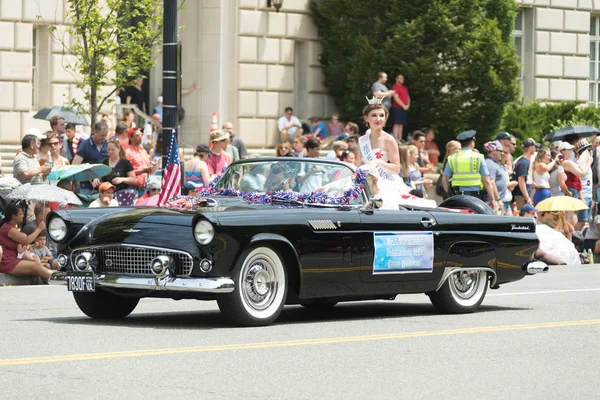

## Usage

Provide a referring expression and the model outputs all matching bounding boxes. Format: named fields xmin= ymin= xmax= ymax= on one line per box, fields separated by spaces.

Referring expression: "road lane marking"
xmin=1 ymin=319 xmax=600 ymax=366
xmin=488 ymin=288 xmax=600 ymax=297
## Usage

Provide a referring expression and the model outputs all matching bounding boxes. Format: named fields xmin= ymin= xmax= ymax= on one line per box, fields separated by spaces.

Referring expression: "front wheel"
xmin=428 ymin=270 xmax=488 ymax=314
xmin=73 ymin=289 xmax=139 ymax=319
xmin=217 ymin=246 xmax=287 ymax=327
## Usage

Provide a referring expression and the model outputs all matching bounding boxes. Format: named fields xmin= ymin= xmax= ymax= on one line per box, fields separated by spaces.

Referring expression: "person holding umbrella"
xmin=0 ymin=203 xmax=55 ymax=281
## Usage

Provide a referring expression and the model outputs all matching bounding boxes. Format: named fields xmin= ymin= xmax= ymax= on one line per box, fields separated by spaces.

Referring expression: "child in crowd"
xmin=16 ymin=243 xmax=39 ymax=262
xmin=310 ymin=117 xmax=327 ymax=141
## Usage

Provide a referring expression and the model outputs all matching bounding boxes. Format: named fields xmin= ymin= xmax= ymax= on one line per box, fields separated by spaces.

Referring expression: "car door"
xmin=359 ymin=208 xmax=445 ymax=288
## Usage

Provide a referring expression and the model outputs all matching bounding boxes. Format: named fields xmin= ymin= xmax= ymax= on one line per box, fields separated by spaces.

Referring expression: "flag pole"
xmin=162 ymin=0 xmax=179 ymax=181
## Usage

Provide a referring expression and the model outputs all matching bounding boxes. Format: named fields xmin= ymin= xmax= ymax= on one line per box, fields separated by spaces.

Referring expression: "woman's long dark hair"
xmin=0 ymin=203 xmax=21 ymax=228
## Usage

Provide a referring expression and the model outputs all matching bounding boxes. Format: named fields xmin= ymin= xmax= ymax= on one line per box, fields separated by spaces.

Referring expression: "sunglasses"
xmin=49 ymin=142 xmax=60 ymax=146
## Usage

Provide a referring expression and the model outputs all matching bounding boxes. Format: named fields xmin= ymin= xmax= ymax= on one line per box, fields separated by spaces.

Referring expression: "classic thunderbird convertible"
xmin=48 ymin=158 xmax=548 ymax=326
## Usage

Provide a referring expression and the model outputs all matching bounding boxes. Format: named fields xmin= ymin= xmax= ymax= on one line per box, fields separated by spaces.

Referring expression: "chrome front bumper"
xmin=49 ymin=272 xmax=235 ymax=293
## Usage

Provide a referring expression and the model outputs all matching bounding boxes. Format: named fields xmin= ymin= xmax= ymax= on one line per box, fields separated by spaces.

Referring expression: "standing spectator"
xmin=532 ymin=146 xmax=560 ymax=205
xmin=391 ymin=74 xmax=410 ymax=141
xmin=371 ymin=72 xmax=395 ymax=110
xmin=278 ymin=107 xmax=303 ymax=142
xmin=549 ymin=149 xmax=570 ymax=198
xmin=310 ymin=117 xmax=327 ymax=141
xmin=47 ymin=134 xmax=70 ymax=167
xmin=435 ymin=140 xmax=461 ymax=200
xmin=184 ymin=144 xmax=211 ymax=189
xmin=292 ymin=136 xmax=307 ymax=157
xmin=153 ymin=96 xmax=163 ymax=122
xmin=72 ymin=121 xmax=109 ymax=194
xmin=411 ymin=131 xmax=434 ymax=174
xmin=423 ymin=128 xmax=440 ymax=167
xmin=114 ymin=122 xmax=130 ymax=150
xmin=125 ymin=128 xmax=155 ymax=196
xmin=143 ymin=114 xmax=161 ymax=151
xmin=88 ymin=182 xmax=119 ymax=207
xmin=441 ymin=130 xmax=496 ymax=210
xmin=13 ymin=135 xmax=51 ymax=184
xmin=328 ymin=113 xmax=345 ymax=138
xmin=560 ymin=141 xmax=590 ymax=199
xmin=407 ymin=145 xmax=432 ymax=194
xmin=102 ymin=139 xmax=137 ymax=206
xmin=496 ymin=132 xmax=517 ymax=175
xmin=224 ymin=135 xmax=240 ymax=162
xmin=483 ymin=140 xmax=508 ymax=212
xmin=61 ymin=123 xmax=82 ymax=162
xmin=576 ymin=139 xmax=594 ymax=230
xmin=49 ymin=116 xmax=66 ymax=138
xmin=126 ymin=75 xmax=146 ymax=115
xmin=206 ymin=130 xmax=231 ymax=178
xmin=222 ymin=121 xmax=247 ymax=159
xmin=512 ymin=138 xmax=537 ymax=209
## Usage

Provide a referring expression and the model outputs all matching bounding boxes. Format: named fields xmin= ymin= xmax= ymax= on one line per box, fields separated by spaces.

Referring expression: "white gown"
xmin=535 ymin=224 xmax=581 ymax=265
xmin=359 ymin=132 xmax=436 ymax=209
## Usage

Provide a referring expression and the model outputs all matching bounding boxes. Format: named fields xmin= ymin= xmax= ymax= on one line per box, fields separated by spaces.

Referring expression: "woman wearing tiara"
xmin=356 ymin=97 xmax=434 ymax=209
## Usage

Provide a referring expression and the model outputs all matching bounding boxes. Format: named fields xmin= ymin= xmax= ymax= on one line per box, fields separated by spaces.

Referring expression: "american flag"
xmin=157 ymin=135 xmax=181 ymax=206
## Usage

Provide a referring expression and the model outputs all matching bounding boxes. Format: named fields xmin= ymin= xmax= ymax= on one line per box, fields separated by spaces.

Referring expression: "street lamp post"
xmin=162 ymin=0 xmax=179 ymax=177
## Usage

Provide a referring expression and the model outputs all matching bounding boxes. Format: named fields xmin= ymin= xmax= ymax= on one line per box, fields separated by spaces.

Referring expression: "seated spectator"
xmin=310 ymin=116 xmax=327 ymax=141
xmin=32 ymin=231 xmax=58 ymax=270
xmin=328 ymin=113 xmax=344 ymax=138
xmin=520 ymin=204 xmax=537 ymax=218
xmin=0 ymin=203 xmax=55 ymax=280
xmin=181 ymin=182 xmax=199 ymax=198
xmin=88 ymin=182 xmax=119 ymax=208
xmin=539 ymin=211 xmax=574 ymax=241
xmin=423 ymin=128 xmax=440 ymax=167
xmin=326 ymin=141 xmax=348 ymax=160
xmin=278 ymin=107 xmax=303 ymax=142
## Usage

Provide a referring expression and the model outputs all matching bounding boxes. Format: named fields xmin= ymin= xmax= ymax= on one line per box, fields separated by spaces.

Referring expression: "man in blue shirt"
xmin=72 ymin=121 xmax=109 ymax=194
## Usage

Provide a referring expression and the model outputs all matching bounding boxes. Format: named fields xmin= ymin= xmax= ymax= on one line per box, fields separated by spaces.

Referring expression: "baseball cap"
xmin=146 ymin=176 xmax=161 ymax=191
xmin=557 ymin=142 xmax=575 ymax=151
xmin=196 ymin=144 xmax=210 ymax=154
xmin=98 ymin=182 xmax=115 ymax=192
xmin=522 ymin=138 xmax=537 ymax=148
xmin=520 ymin=204 xmax=537 ymax=215
xmin=181 ymin=181 xmax=199 ymax=196
xmin=483 ymin=140 xmax=503 ymax=153
xmin=26 ymin=128 xmax=45 ymax=139
xmin=157 ymin=96 xmax=163 ymax=103
xmin=496 ymin=132 xmax=515 ymax=140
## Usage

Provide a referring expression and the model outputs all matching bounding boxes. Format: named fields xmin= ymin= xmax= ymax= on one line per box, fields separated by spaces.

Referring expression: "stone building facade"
xmin=0 ymin=0 xmax=599 ymax=147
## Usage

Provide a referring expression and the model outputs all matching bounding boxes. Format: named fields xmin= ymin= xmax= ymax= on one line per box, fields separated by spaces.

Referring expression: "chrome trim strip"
xmin=435 ymin=267 xmax=497 ymax=292
xmin=49 ymin=272 xmax=234 ymax=293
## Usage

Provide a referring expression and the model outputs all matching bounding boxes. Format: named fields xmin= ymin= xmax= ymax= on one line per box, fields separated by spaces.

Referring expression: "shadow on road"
xmin=22 ymin=301 xmax=528 ymax=330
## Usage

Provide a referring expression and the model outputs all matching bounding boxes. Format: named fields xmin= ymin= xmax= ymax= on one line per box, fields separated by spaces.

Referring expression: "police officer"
xmin=441 ymin=130 xmax=497 ymax=210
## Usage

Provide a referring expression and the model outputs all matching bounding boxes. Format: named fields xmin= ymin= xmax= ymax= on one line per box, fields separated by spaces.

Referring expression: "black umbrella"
xmin=547 ymin=125 xmax=600 ymax=142
xmin=33 ymin=106 xmax=89 ymax=126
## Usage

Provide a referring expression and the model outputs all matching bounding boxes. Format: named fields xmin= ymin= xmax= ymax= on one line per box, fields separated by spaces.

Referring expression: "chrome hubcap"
xmin=242 ymin=258 xmax=277 ymax=311
xmin=451 ymin=271 xmax=479 ymax=299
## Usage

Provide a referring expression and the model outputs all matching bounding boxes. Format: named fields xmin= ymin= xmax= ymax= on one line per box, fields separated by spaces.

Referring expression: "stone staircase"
xmin=0 ymin=144 xmax=280 ymax=177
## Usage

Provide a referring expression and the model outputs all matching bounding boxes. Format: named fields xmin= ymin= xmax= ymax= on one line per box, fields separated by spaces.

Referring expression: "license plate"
xmin=66 ymin=272 xmax=95 ymax=292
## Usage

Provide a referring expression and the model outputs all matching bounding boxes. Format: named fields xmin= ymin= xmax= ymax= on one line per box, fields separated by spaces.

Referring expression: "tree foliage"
xmin=310 ymin=0 xmax=520 ymax=146
xmin=49 ymin=0 xmax=163 ymax=123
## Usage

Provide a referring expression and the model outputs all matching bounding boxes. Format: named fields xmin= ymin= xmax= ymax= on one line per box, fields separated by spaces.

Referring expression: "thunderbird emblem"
xmin=123 ymin=228 xmax=141 ymax=233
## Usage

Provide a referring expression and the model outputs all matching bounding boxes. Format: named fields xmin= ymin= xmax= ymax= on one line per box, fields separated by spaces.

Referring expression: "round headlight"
xmin=194 ymin=220 xmax=214 ymax=245
xmin=48 ymin=217 xmax=67 ymax=242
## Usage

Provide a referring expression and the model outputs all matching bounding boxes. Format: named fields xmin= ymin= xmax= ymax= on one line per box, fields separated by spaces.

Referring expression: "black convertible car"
xmin=47 ymin=158 xmax=548 ymax=326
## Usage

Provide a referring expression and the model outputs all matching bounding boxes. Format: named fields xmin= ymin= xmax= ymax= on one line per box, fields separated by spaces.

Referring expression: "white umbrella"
xmin=7 ymin=183 xmax=82 ymax=205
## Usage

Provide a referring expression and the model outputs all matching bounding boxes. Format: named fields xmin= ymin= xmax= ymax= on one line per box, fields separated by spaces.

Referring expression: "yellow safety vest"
xmin=448 ymin=149 xmax=484 ymax=189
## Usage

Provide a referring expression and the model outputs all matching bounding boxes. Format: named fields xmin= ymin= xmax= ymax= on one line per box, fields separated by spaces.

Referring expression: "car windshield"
xmin=213 ymin=159 xmax=362 ymax=201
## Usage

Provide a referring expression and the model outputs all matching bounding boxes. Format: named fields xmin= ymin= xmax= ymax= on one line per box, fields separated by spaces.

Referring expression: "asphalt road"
xmin=1 ymin=265 xmax=599 ymax=399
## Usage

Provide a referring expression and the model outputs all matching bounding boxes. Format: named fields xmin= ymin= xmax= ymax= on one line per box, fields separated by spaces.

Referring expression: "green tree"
xmin=49 ymin=0 xmax=163 ymax=124
xmin=310 ymin=0 xmax=520 ymax=146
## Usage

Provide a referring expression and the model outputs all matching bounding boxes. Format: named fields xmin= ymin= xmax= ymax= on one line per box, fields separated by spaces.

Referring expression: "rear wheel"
xmin=73 ymin=289 xmax=139 ymax=319
xmin=217 ymin=246 xmax=287 ymax=327
xmin=428 ymin=270 xmax=488 ymax=313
